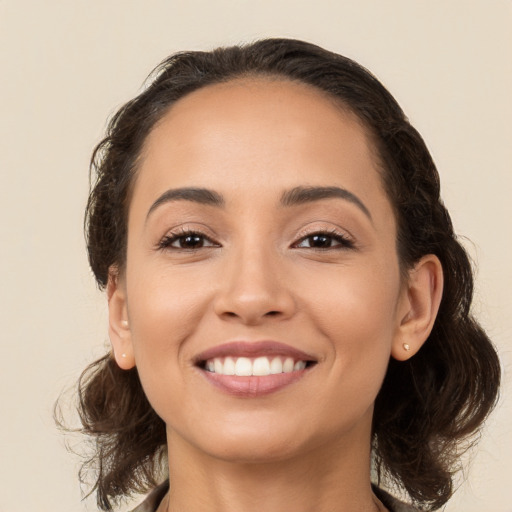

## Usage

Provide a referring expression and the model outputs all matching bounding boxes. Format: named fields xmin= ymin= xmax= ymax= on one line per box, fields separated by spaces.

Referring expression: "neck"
xmin=163 ymin=420 xmax=383 ymax=512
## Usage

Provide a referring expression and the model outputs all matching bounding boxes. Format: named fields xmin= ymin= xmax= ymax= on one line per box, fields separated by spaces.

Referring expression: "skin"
xmin=108 ymin=78 xmax=443 ymax=512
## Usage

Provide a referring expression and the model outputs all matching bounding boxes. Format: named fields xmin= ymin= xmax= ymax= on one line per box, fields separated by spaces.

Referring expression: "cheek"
xmin=128 ymin=259 xmax=211 ymax=337
xmin=302 ymin=255 xmax=400 ymax=335
xmin=299 ymin=258 xmax=401 ymax=390
xmin=124 ymin=263 xmax=214 ymax=400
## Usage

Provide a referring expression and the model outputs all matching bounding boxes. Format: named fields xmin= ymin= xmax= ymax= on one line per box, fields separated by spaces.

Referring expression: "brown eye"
xmin=158 ymin=231 xmax=219 ymax=251
xmin=305 ymin=234 xmax=333 ymax=248
xmin=176 ymin=234 xmax=206 ymax=249
xmin=294 ymin=231 xmax=354 ymax=250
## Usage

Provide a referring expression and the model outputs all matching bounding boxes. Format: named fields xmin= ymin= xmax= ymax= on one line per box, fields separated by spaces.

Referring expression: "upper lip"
xmin=193 ymin=341 xmax=317 ymax=365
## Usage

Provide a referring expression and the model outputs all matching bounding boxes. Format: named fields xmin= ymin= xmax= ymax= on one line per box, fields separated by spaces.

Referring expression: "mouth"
xmin=194 ymin=341 xmax=317 ymax=396
xmin=200 ymin=356 xmax=314 ymax=376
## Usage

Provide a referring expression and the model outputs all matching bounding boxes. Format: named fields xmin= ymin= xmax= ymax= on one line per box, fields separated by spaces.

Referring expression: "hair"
xmin=75 ymin=38 xmax=500 ymax=510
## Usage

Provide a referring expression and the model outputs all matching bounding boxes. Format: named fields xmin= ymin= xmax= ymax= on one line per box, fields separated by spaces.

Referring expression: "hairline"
xmin=116 ymin=73 xmax=403 ymax=276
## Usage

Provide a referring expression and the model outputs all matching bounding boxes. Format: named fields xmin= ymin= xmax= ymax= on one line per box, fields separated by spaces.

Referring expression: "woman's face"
xmin=112 ymin=79 xmax=411 ymax=463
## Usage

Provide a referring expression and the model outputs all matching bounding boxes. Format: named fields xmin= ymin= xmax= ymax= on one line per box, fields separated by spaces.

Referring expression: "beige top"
xmin=130 ymin=480 xmax=419 ymax=512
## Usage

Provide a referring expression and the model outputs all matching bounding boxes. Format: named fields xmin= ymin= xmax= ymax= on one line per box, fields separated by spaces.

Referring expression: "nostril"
xmin=265 ymin=311 xmax=280 ymax=316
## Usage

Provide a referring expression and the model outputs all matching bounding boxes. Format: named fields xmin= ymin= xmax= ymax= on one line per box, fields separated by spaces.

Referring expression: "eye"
xmin=158 ymin=230 xmax=219 ymax=250
xmin=293 ymin=231 xmax=354 ymax=250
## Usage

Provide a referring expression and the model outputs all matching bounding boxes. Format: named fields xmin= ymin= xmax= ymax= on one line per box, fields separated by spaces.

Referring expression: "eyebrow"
xmin=146 ymin=187 xmax=224 ymax=221
xmin=280 ymin=186 xmax=372 ymax=220
xmin=146 ymin=185 xmax=372 ymax=222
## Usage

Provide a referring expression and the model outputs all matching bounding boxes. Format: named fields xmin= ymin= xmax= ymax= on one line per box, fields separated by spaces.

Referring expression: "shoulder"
xmin=373 ymin=485 xmax=420 ymax=512
xmin=131 ymin=481 xmax=418 ymax=512
xmin=130 ymin=480 xmax=169 ymax=512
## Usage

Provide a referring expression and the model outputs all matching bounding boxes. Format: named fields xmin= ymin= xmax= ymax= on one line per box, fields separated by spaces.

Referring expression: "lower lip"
xmin=199 ymin=369 xmax=309 ymax=397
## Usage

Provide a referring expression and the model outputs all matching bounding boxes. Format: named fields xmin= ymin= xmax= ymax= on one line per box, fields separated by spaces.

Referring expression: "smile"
xmin=194 ymin=341 xmax=317 ymax=396
xmin=205 ymin=356 xmax=308 ymax=376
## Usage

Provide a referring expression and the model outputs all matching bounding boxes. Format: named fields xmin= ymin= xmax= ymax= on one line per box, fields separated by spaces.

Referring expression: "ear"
xmin=391 ymin=255 xmax=444 ymax=361
xmin=107 ymin=266 xmax=135 ymax=370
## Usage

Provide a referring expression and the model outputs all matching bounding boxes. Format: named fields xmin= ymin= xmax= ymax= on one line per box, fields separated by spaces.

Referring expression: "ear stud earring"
xmin=121 ymin=353 xmax=127 ymax=358
xmin=403 ymin=343 xmax=411 ymax=351
xmin=121 ymin=320 xmax=129 ymax=328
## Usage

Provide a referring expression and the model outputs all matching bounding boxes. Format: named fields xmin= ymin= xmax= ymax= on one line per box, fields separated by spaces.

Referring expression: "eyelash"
xmin=292 ymin=229 xmax=355 ymax=251
xmin=157 ymin=228 xmax=355 ymax=252
xmin=157 ymin=229 xmax=219 ymax=251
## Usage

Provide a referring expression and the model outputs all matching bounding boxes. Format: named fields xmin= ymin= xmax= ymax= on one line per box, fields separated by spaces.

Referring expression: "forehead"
xmin=147 ymin=78 xmax=368 ymax=153
xmin=133 ymin=78 xmax=389 ymax=215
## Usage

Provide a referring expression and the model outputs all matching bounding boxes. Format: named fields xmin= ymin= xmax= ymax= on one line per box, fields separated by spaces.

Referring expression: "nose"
xmin=213 ymin=246 xmax=296 ymax=326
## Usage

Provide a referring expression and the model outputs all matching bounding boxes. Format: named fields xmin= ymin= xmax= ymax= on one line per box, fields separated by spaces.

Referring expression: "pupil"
xmin=182 ymin=235 xmax=202 ymax=248
xmin=311 ymin=235 xmax=330 ymax=247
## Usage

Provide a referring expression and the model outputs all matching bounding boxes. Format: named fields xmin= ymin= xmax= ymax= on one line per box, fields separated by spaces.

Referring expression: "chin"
xmin=202 ymin=436 xmax=303 ymax=464
xmin=171 ymin=416 xmax=312 ymax=464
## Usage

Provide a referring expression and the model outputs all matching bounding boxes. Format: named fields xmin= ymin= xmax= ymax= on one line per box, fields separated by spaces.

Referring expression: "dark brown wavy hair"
xmin=72 ymin=38 xmax=500 ymax=511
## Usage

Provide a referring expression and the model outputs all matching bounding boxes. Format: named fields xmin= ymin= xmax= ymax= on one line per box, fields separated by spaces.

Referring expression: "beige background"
xmin=0 ymin=1 xmax=511 ymax=510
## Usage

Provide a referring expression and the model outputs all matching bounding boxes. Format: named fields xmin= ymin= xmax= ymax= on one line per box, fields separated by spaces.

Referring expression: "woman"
xmin=76 ymin=39 xmax=500 ymax=511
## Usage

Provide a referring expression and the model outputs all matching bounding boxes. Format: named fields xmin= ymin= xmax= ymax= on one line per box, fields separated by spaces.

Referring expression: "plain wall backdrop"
xmin=1 ymin=1 xmax=511 ymax=510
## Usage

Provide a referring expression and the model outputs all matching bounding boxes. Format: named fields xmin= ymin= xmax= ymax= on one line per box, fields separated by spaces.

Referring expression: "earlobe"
xmin=107 ymin=267 xmax=135 ymax=370
xmin=391 ymin=255 xmax=444 ymax=362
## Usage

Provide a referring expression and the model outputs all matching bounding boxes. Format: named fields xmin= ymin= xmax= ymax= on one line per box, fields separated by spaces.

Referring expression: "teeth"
xmin=214 ymin=358 xmax=223 ymax=374
xmin=253 ymin=356 xmax=271 ymax=376
xmin=283 ymin=357 xmax=294 ymax=373
xmin=224 ymin=356 xmax=235 ymax=375
xmin=205 ymin=356 xmax=308 ymax=376
xmin=270 ymin=357 xmax=283 ymax=374
xmin=294 ymin=360 xmax=306 ymax=371
xmin=235 ymin=357 xmax=252 ymax=376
